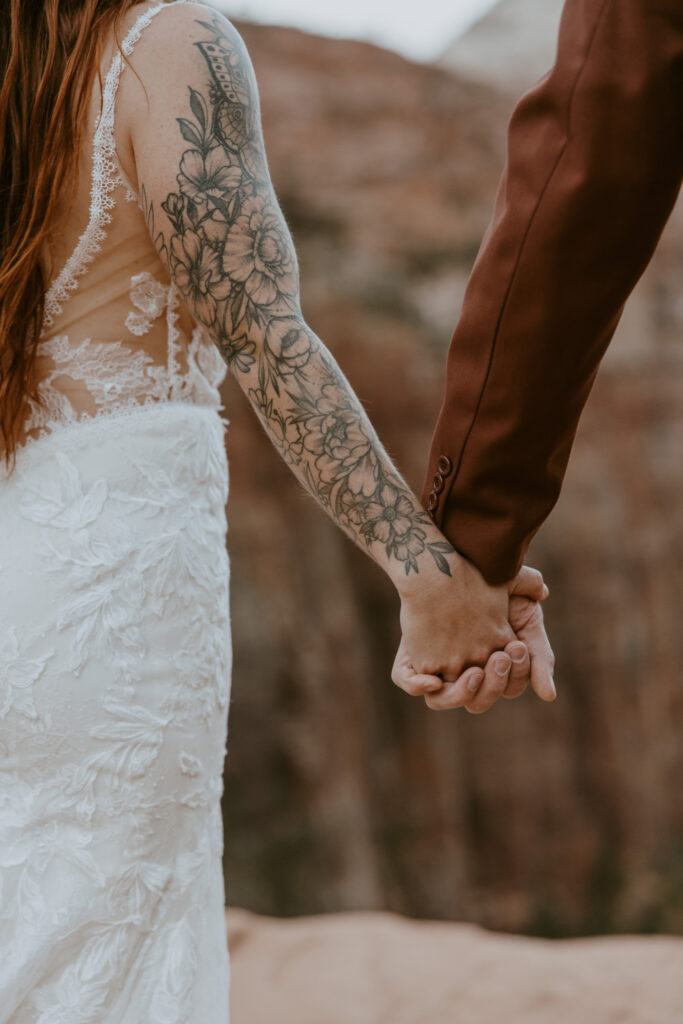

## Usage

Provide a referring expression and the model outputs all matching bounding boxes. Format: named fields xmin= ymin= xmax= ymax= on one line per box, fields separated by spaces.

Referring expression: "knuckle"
xmin=422 ymin=662 xmax=443 ymax=677
xmin=495 ymin=627 xmax=514 ymax=648
xmin=400 ymin=676 xmax=419 ymax=696
xmin=469 ymin=647 xmax=491 ymax=667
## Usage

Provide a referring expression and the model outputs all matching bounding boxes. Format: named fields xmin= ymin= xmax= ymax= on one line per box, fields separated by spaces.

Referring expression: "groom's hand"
xmin=504 ymin=594 xmax=556 ymax=701
xmin=392 ymin=562 xmax=555 ymax=712
xmin=420 ymin=594 xmax=556 ymax=713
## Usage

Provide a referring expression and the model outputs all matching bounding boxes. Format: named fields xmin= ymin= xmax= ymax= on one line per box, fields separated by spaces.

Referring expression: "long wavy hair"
xmin=0 ymin=0 xmax=150 ymax=470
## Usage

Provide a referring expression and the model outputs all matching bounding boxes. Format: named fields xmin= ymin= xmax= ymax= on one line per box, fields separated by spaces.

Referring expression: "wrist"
xmin=390 ymin=544 xmax=466 ymax=602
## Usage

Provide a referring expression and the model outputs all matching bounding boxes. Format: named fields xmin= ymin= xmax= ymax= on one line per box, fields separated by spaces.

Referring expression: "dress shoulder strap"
xmin=42 ymin=2 xmax=192 ymax=332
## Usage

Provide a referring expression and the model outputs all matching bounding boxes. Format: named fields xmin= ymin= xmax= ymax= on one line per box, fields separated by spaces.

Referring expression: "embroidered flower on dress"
xmin=0 ymin=626 xmax=52 ymax=720
xmin=90 ymin=693 xmax=170 ymax=780
xmin=125 ymin=272 xmax=169 ymax=336
xmin=179 ymin=751 xmax=202 ymax=777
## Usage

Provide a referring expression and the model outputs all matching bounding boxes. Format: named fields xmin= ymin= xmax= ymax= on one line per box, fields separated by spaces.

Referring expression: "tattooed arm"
xmin=132 ymin=9 xmax=455 ymax=587
xmin=121 ymin=4 xmax=554 ymax=703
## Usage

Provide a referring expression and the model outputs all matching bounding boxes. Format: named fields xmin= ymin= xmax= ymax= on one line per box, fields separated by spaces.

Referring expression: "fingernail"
xmin=494 ymin=657 xmax=510 ymax=676
xmin=510 ymin=648 xmax=527 ymax=664
xmin=542 ymin=584 xmax=550 ymax=599
xmin=549 ymin=677 xmax=557 ymax=698
xmin=467 ymin=671 xmax=484 ymax=693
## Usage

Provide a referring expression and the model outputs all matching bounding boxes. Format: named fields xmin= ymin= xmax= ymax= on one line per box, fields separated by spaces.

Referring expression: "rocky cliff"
xmin=219 ymin=18 xmax=683 ymax=936
xmin=440 ymin=0 xmax=566 ymax=93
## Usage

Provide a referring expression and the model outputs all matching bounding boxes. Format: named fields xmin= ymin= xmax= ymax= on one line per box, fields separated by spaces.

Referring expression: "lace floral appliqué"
xmin=125 ymin=272 xmax=169 ymax=336
xmin=0 ymin=626 xmax=53 ymax=721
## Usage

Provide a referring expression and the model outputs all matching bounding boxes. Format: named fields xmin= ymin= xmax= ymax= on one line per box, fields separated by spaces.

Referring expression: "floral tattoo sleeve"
xmin=142 ymin=12 xmax=455 ymax=580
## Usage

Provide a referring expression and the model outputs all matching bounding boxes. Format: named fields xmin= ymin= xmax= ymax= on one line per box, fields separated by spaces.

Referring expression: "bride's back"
xmin=26 ymin=0 xmax=225 ymax=449
xmin=0 ymin=9 xmax=233 ymax=1020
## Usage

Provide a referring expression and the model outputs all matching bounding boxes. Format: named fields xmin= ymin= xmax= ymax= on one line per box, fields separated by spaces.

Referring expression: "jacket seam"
xmin=438 ymin=0 xmax=613 ymax=528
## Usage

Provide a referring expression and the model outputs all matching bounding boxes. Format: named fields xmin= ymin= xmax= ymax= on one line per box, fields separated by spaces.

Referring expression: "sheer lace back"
xmin=25 ymin=0 xmax=226 ymax=450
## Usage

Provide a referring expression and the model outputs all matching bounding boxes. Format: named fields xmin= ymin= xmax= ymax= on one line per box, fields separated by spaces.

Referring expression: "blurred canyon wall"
xmin=219 ymin=3 xmax=683 ymax=936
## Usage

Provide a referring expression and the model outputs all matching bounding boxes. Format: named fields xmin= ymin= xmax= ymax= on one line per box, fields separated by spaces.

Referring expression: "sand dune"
xmin=225 ymin=907 xmax=683 ymax=1023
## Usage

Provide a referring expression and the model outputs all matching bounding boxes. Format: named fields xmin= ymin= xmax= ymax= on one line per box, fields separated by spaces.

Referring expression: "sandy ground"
xmin=225 ymin=907 xmax=683 ymax=1024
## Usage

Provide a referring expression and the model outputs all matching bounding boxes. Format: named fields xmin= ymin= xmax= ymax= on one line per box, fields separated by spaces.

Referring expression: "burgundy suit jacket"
xmin=422 ymin=0 xmax=683 ymax=584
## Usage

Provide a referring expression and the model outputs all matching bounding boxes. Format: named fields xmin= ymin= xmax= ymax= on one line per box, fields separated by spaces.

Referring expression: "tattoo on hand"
xmin=144 ymin=13 xmax=454 ymax=578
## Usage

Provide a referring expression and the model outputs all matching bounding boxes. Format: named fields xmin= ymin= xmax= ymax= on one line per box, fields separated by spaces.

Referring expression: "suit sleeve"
xmin=422 ymin=0 xmax=683 ymax=584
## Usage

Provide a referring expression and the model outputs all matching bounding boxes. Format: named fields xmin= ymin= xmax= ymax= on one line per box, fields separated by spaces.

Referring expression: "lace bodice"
xmin=24 ymin=0 xmax=226 ymax=452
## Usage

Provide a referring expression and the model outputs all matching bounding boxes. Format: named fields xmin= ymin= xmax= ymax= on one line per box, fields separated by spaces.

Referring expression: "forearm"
xmin=423 ymin=0 xmax=683 ymax=583
xmin=222 ymin=308 xmax=457 ymax=591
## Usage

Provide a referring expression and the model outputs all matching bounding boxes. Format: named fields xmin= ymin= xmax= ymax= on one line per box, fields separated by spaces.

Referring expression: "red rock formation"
xmin=220 ymin=20 xmax=683 ymax=936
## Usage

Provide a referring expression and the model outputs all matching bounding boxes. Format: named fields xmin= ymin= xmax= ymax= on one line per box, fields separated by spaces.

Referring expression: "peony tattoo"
xmin=143 ymin=12 xmax=455 ymax=577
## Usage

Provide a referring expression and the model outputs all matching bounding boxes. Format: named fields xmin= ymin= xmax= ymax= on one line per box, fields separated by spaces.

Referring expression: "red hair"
xmin=0 ymin=0 xmax=150 ymax=470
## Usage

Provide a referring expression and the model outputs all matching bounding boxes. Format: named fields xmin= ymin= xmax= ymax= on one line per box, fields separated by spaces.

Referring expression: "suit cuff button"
xmin=427 ymin=492 xmax=438 ymax=512
xmin=437 ymin=454 xmax=453 ymax=475
xmin=432 ymin=471 xmax=444 ymax=494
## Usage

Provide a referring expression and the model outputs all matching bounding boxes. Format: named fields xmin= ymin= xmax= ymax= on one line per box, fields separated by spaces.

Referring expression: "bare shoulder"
xmin=115 ymin=1 xmax=259 ymax=189
xmin=137 ymin=1 xmax=240 ymax=44
xmin=121 ymin=0 xmax=252 ymax=97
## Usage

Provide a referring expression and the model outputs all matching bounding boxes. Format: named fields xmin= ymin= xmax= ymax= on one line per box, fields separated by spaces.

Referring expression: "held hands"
xmin=392 ymin=557 xmax=556 ymax=714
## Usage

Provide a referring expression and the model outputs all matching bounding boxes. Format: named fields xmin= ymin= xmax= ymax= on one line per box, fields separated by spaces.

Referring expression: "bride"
xmin=0 ymin=1 xmax=552 ymax=1020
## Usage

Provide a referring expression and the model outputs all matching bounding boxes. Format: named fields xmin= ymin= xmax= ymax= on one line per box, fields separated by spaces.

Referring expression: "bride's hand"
xmin=392 ymin=562 xmax=555 ymax=712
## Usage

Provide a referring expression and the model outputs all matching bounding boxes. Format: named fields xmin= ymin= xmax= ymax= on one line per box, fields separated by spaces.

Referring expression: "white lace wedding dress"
xmin=0 ymin=3 xmax=232 ymax=1021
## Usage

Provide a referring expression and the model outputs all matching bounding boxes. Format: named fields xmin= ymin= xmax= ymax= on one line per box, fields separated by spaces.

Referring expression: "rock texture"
xmin=440 ymin=0 xmax=566 ymax=93
xmin=225 ymin=907 xmax=683 ymax=1024
xmin=219 ymin=18 xmax=683 ymax=937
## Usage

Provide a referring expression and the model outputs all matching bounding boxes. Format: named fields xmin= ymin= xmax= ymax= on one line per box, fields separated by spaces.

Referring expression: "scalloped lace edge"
xmin=42 ymin=3 xmax=169 ymax=332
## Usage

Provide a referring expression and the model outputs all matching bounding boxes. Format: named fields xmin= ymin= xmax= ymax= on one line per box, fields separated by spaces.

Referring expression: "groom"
xmin=399 ymin=0 xmax=683 ymax=711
